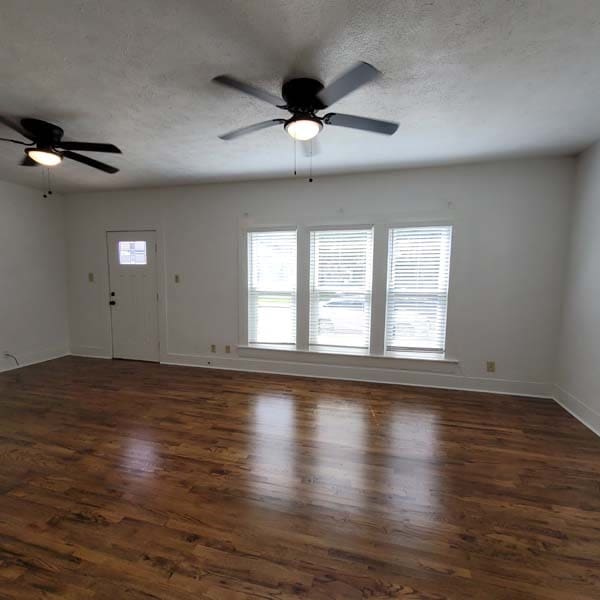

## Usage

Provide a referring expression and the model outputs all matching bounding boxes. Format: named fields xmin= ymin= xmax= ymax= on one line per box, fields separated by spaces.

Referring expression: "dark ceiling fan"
xmin=212 ymin=62 xmax=399 ymax=143
xmin=0 ymin=117 xmax=122 ymax=173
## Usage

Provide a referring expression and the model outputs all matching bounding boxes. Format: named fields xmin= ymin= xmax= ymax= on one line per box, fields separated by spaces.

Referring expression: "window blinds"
xmin=247 ymin=230 xmax=297 ymax=345
xmin=309 ymin=228 xmax=373 ymax=349
xmin=386 ymin=226 xmax=452 ymax=353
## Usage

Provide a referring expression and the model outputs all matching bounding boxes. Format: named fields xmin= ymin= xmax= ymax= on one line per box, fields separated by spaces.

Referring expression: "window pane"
xmin=119 ymin=241 xmax=147 ymax=265
xmin=386 ymin=226 xmax=452 ymax=352
xmin=248 ymin=230 xmax=297 ymax=345
xmin=309 ymin=229 xmax=373 ymax=349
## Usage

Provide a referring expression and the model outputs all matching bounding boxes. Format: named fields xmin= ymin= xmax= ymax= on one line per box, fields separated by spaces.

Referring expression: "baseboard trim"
xmin=552 ymin=384 xmax=600 ymax=438
xmin=162 ymin=352 xmax=552 ymax=399
xmin=0 ymin=346 xmax=70 ymax=373
xmin=70 ymin=346 xmax=112 ymax=359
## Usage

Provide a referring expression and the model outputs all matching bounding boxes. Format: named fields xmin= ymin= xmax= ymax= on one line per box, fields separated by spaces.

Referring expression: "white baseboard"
xmin=162 ymin=351 xmax=552 ymax=398
xmin=70 ymin=345 xmax=112 ymax=359
xmin=552 ymin=384 xmax=600 ymax=438
xmin=0 ymin=346 xmax=70 ymax=373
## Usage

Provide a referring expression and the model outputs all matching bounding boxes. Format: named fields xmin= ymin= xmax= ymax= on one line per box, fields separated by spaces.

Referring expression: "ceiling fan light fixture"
xmin=26 ymin=148 xmax=63 ymax=167
xmin=285 ymin=117 xmax=322 ymax=141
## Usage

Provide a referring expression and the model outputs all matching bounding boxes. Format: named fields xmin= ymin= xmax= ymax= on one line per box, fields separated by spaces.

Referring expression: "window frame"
xmin=384 ymin=224 xmax=454 ymax=355
xmin=242 ymin=226 xmax=298 ymax=348
xmin=307 ymin=225 xmax=374 ymax=352
xmin=239 ymin=218 xmax=454 ymax=361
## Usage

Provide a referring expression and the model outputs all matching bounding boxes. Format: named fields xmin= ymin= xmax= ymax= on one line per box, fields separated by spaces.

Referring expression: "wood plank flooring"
xmin=0 ymin=356 xmax=599 ymax=599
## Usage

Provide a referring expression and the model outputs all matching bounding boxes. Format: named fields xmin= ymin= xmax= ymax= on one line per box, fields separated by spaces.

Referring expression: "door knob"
xmin=109 ymin=300 xmax=116 ymax=306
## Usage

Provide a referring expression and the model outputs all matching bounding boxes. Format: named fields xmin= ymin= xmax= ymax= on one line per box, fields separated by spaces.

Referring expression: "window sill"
xmin=239 ymin=344 xmax=458 ymax=365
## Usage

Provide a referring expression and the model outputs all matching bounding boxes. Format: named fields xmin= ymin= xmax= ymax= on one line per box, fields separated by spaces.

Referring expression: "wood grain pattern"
xmin=1 ymin=356 xmax=599 ymax=599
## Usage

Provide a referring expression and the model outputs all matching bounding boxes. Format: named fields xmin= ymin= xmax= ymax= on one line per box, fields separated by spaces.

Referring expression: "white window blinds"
xmin=248 ymin=230 xmax=297 ymax=345
xmin=386 ymin=226 xmax=452 ymax=353
xmin=309 ymin=228 xmax=373 ymax=350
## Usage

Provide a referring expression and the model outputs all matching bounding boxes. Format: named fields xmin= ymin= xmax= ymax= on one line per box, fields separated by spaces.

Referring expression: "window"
xmin=247 ymin=230 xmax=297 ymax=345
xmin=309 ymin=228 xmax=373 ymax=350
xmin=385 ymin=226 xmax=452 ymax=353
xmin=119 ymin=241 xmax=147 ymax=265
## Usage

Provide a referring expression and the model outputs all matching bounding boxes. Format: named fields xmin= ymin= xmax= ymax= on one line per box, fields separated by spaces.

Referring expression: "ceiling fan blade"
xmin=213 ymin=75 xmax=284 ymax=107
xmin=301 ymin=138 xmax=320 ymax=157
xmin=219 ymin=119 xmax=286 ymax=140
xmin=58 ymin=142 xmax=122 ymax=153
xmin=0 ymin=116 xmax=34 ymax=141
xmin=20 ymin=155 xmax=38 ymax=166
xmin=324 ymin=112 xmax=398 ymax=135
xmin=62 ymin=150 xmax=119 ymax=173
xmin=317 ymin=62 xmax=381 ymax=108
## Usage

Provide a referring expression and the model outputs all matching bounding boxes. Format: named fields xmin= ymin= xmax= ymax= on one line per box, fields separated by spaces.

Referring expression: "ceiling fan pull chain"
xmin=309 ymin=139 xmax=313 ymax=183
xmin=43 ymin=168 xmax=53 ymax=198
xmin=294 ymin=138 xmax=297 ymax=176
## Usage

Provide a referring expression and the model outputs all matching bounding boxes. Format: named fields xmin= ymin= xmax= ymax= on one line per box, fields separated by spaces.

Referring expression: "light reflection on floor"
xmin=250 ymin=394 xmax=297 ymax=504
xmin=386 ymin=408 xmax=439 ymax=512
xmin=249 ymin=392 xmax=438 ymax=519
xmin=121 ymin=436 xmax=159 ymax=475
xmin=314 ymin=399 xmax=367 ymax=512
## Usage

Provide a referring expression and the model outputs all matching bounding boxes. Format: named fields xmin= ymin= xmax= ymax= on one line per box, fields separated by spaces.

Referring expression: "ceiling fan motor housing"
xmin=282 ymin=78 xmax=326 ymax=114
xmin=21 ymin=118 xmax=64 ymax=146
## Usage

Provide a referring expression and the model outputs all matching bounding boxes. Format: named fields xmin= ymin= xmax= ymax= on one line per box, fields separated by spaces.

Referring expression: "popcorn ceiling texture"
xmin=0 ymin=0 xmax=599 ymax=191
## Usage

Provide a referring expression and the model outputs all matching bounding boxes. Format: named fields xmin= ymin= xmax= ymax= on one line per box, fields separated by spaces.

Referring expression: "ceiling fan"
xmin=212 ymin=62 xmax=399 ymax=143
xmin=0 ymin=117 xmax=122 ymax=173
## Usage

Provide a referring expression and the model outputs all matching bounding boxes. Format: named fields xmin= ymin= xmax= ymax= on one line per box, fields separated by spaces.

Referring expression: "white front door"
xmin=107 ymin=231 xmax=159 ymax=362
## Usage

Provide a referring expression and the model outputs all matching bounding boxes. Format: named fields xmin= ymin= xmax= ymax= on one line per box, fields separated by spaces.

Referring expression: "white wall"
xmin=66 ymin=157 xmax=573 ymax=396
xmin=0 ymin=180 xmax=69 ymax=371
xmin=555 ymin=143 xmax=600 ymax=434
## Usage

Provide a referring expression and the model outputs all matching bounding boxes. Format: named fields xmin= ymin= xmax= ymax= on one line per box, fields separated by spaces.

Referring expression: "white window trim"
xmin=308 ymin=225 xmax=374 ymax=352
xmin=239 ymin=225 xmax=297 ymax=347
xmin=384 ymin=224 xmax=454 ymax=355
xmin=238 ymin=216 xmax=456 ymax=363
xmin=238 ymin=343 xmax=459 ymax=364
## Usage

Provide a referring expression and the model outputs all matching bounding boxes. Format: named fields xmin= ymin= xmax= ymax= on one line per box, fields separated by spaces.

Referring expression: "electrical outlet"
xmin=210 ymin=344 xmax=216 ymax=353
xmin=225 ymin=345 xmax=231 ymax=354
xmin=486 ymin=361 xmax=496 ymax=373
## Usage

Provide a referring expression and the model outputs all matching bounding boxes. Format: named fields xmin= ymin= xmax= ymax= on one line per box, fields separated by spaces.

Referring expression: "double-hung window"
xmin=247 ymin=230 xmax=297 ymax=346
xmin=245 ymin=224 xmax=452 ymax=358
xmin=385 ymin=226 xmax=452 ymax=353
xmin=309 ymin=228 xmax=373 ymax=351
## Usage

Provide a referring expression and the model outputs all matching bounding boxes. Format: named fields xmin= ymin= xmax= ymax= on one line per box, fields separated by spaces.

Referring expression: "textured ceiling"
xmin=0 ymin=0 xmax=599 ymax=192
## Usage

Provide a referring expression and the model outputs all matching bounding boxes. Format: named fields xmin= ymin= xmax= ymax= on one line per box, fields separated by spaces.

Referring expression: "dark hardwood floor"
xmin=0 ymin=357 xmax=599 ymax=599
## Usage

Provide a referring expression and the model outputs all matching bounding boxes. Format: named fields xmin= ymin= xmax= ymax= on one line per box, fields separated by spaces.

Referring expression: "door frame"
xmin=105 ymin=228 xmax=166 ymax=362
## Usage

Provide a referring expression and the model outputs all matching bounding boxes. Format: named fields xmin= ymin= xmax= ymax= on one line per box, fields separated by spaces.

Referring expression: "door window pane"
xmin=119 ymin=241 xmax=147 ymax=265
